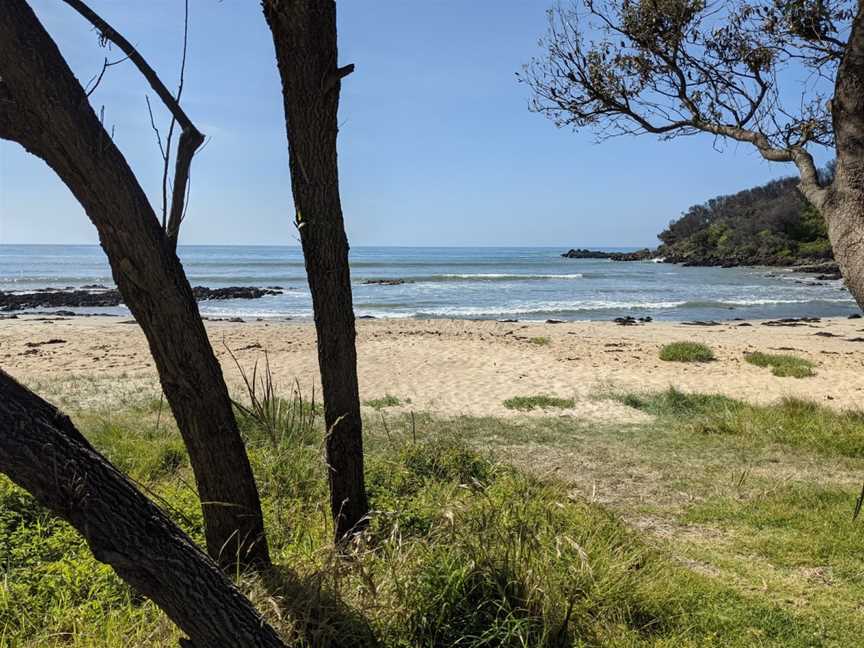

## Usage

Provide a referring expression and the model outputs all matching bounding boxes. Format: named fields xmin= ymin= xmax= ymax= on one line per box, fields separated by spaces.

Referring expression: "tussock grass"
xmin=2 ymin=389 xmax=834 ymax=647
xmin=363 ymin=394 xmax=402 ymax=410
xmin=659 ymin=341 xmax=715 ymax=362
xmin=618 ymin=387 xmax=864 ymax=458
xmin=745 ymin=351 xmax=815 ymax=377
xmin=528 ymin=336 xmax=551 ymax=346
xmin=503 ymin=394 xmax=575 ymax=411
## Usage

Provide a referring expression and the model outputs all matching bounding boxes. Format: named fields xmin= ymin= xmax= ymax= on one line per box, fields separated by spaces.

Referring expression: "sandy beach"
xmin=2 ymin=314 xmax=863 ymax=420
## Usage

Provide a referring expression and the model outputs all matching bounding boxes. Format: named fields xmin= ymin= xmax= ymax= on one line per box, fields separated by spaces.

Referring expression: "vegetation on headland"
xmin=654 ymin=176 xmax=834 ymax=267
xmin=564 ymin=175 xmax=837 ymax=269
xmin=4 ymin=380 xmax=864 ymax=646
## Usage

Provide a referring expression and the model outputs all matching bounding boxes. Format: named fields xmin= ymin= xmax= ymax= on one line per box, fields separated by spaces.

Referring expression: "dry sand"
xmin=2 ymin=315 xmax=864 ymax=421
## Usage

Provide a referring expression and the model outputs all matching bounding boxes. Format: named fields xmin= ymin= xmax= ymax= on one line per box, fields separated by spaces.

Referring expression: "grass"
xmin=659 ymin=341 xmax=715 ymax=362
xmin=528 ymin=336 xmax=551 ymax=346
xmin=363 ymin=394 xmax=403 ymax=410
xmin=744 ymin=351 xmax=816 ymax=378
xmin=617 ymin=387 xmax=864 ymax=457
xmin=4 ymin=379 xmax=864 ymax=646
xmin=502 ymin=394 xmax=575 ymax=411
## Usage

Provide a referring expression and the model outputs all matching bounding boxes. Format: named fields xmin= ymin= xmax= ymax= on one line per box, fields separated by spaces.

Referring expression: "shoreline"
xmin=3 ymin=314 xmax=863 ymax=421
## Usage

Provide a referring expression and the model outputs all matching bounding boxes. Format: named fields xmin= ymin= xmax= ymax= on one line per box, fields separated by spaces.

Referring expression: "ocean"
xmin=0 ymin=244 xmax=857 ymax=321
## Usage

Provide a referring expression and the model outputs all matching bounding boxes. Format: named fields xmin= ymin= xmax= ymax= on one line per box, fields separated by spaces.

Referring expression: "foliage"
xmin=745 ymin=351 xmax=816 ymax=377
xmin=655 ymin=176 xmax=832 ymax=265
xmin=528 ymin=336 xmax=551 ymax=346
xmin=659 ymin=341 xmax=715 ymax=362
xmin=520 ymin=0 xmax=852 ymax=160
xmin=503 ymin=395 xmax=576 ymax=411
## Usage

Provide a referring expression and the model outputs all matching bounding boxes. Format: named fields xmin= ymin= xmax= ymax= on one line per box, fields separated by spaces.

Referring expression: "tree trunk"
xmin=821 ymin=3 xmax=864 ymax=309
xmin=262 ymin=0 xmax=369 ymax=540
xmin=0 ymin=0 xmax=269 ymax=569
xmin=0 ymin=369 xmax=286 ymax=648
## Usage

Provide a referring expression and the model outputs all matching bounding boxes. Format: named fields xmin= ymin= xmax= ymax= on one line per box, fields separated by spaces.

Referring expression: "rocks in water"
xmin=362 ymin=279 xmax=409 ymax=286
xmin=191 ymin=286 xmax=282 ymax=301
xmin=561 ymin=248 xmax=615 ymax=259
xmin=561 ymin=248 xmax=655 ymax=261
xmin=792 ymin=262 xmax=841 ymax=275
xmin=545 ymin=319 xmax=565 ymax=324
xmin=609 ymin=248 xmax=655 ymax=262
xmin=816 ymin=273 xmax=843 ymax=281
xmin=0 ymin=285 xmax=283 ymax=311
xmin=497 ymin=318 xmax=519 ymax=323
xmin=849 ymin=313 xmax=862 ymax=319
xmin=0 ymin=289 xmax=122 ymax=311
xmin=358 ymin=315 xmax=376 ymax=319
xmin=681 ymin=320 xmax=722 ymax=326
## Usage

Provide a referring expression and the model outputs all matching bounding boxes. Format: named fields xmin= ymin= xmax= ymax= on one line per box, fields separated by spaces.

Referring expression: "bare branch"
xmin=62 ymin=0 xmax=204 ymax=248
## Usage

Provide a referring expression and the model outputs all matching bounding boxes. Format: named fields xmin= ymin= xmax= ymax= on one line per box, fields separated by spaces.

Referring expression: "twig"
xmin=63 ymin=0 xmax=203 ymax=248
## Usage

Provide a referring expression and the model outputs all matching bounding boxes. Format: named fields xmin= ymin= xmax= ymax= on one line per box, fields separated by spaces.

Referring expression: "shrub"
xmin=745 ymin=352 xmax=815 ymax=378
xmin=659 ymin=342 xmax=715 ymax=362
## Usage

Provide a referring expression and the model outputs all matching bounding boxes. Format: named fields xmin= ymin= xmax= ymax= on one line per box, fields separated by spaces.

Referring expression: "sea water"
xmin=0 ymin=245 xmax=857 ymax=321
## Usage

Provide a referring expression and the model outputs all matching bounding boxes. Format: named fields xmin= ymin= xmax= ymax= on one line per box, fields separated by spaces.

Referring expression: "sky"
xmin=0 ymin=1 xmax=833 ymax=247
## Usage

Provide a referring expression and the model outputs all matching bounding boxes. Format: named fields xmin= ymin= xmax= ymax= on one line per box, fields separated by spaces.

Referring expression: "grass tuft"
xmin=503 ymin=394 xmax=575 ymax=411
xmin=528 ymin=336 xmax=551 ymax=346
xmin=745 ymin=352 xmax=815 ymax=377
xmin=659 ymin=341 xmax=715 ymax=362
xmin=618 ymin=387 xmax=864 ymax=457
xmin=363 ymin=394 xmax=402 ymax=410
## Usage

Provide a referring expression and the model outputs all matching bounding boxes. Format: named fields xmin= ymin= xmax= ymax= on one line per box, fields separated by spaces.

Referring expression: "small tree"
xmin=262 ymin=0 xmax=370 ymax=541
xmin=521 ymin=0 xmax=864 ymax=306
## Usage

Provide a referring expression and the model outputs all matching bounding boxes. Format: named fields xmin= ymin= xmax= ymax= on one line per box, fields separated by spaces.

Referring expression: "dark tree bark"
xmin=0 ymin=0 xmax=269 ymax=569
xmin=0 ymin=369 xmax=286 ymax=648
xmin=262 ymin=0 xmax=369 ymax=540
xmin=823 ymin=6 xmax=864 ymax=306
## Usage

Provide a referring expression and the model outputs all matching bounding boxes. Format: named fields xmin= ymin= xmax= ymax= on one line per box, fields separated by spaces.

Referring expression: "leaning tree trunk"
xmin=262 ymin=0 xmax=369 ymax=540
xmin=0 ymin=0 xmax=269 ymax=569
xmin=823 ymin=3 xmax=864 ymax=309
xmin=0 ymin=369 xmax=286 ymax=648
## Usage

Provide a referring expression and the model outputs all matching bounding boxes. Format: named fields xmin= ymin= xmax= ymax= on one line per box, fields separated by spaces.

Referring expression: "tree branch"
xmin=62 ymin=0 xmax=204 ymax=248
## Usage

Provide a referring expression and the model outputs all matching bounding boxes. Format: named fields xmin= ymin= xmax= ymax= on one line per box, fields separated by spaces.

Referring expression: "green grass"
xmin=503 ymin=394 xmax=575 ymax=411
xmin=745 ymin=351 xmax=816 ymax=378
xmin=618 ymin=387 xmax=864 ymax=457
xmin=363 ymin=394 xmax=403 ymax=410
xmin=528 ymin=336 xmax=551 ymax=346
xmin=659 ymin=341 xmax=715 ymax=362
xmin=5 ymin=382 xmax=864 ymax=646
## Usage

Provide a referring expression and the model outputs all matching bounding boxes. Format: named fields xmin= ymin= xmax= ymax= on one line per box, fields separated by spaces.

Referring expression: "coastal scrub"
xmin=745 ymin=352 xmax=815 ymax=378
xmin=659 ymin=342 xmax=715 ymax=362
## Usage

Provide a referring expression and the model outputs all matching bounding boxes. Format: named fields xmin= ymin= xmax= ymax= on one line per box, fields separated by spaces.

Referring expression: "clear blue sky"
xmin=0 ymin=1 xmax=831 ymax=247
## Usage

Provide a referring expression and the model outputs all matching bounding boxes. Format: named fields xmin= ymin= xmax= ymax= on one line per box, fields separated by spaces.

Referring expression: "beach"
xmin=4 ymin=314 xmax=863 ymax=419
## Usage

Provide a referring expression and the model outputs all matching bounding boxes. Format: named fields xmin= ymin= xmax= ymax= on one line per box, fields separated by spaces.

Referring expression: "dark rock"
xmin=191 ymin=286 xmax=282 ymax=301
xmin=816 ymin=273 xmax=843 ymax=281
xmin=792 ymin=262 xmax=840 ymax=274
xmin=362 ymin=279 xmax=409 ymax=286
xmin=0 ymin=286 xmax=282 ymax=312
xmin=609 ymin=248 xmax=655 ymax=262
xmin=814 ymin=331 xmax=839 ymax=337
xmin=561 ymin=248 xmax=615 ymax=259
xmin=849 ymin=313 xmax=862 ymax=319
xmin=762 ymin=317 xmax=821 ymax=326
xmin=497 ymin=318 xmax=519 ymax=323
xmin=80 ymin=284 xmax=109 ymax=289
xmin=358 ymin=315 xmax=376 ymax=319
xmin=545 ymin=319 xmax=565 ymax=324
xmin=682 ymin=320 xmax=722 ymax=326
xmin=614 ymin=316 xmax=639 ymax=326
xmin=738 ymin=322 xmax=753 ymax=326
